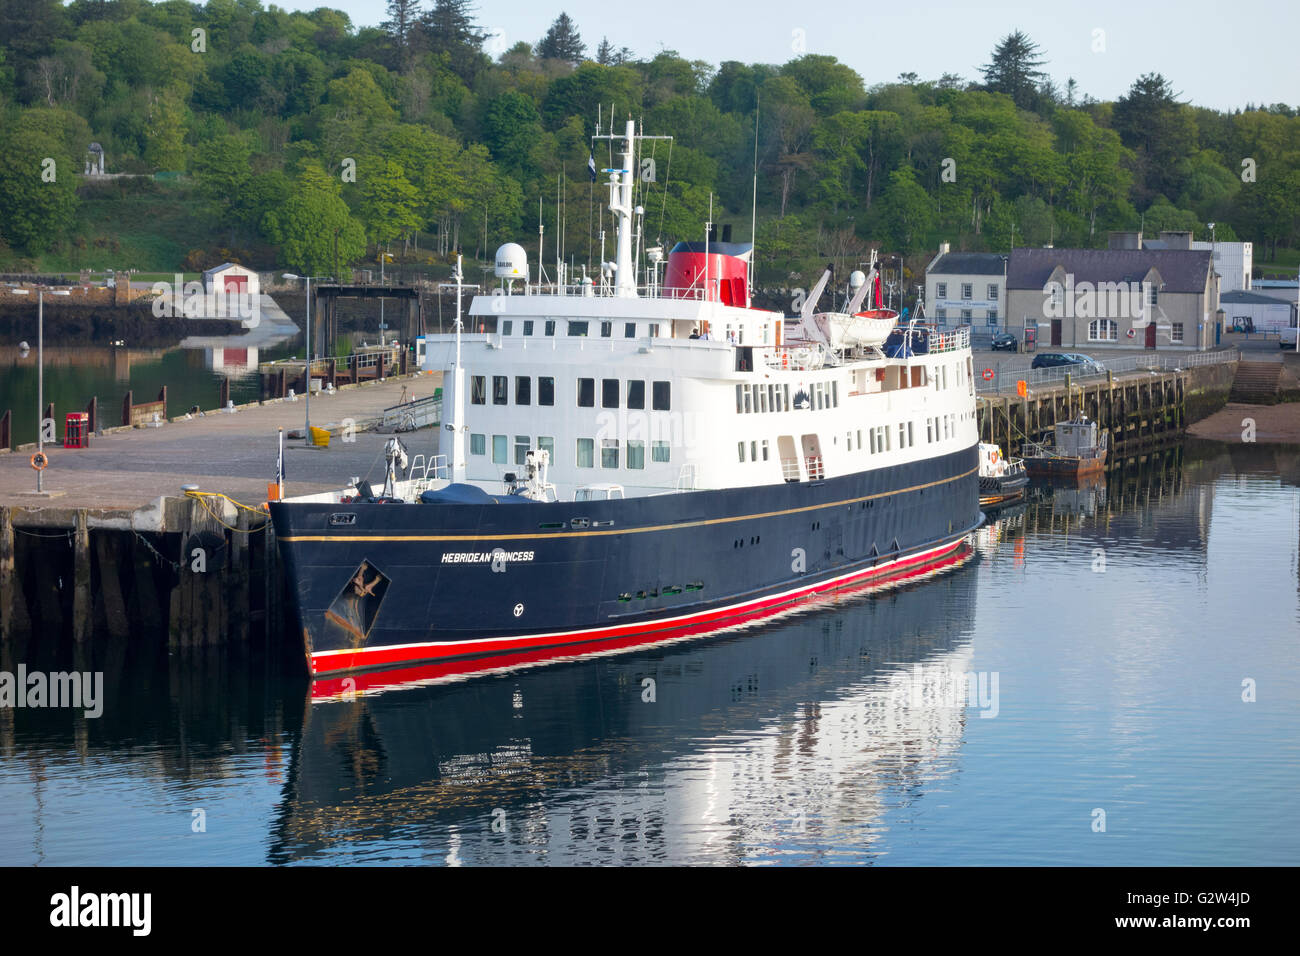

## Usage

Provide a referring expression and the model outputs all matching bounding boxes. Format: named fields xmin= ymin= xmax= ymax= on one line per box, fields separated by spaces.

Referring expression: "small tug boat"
xmin=978 ymin=442 xmax=1028 ymax=509
xmin=1021 ymin=416 xmax=1108 ymax=478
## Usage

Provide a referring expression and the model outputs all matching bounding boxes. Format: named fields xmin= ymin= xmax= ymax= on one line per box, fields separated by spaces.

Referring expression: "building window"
xmin=937 ymin=282 xmax=948 ymax=299
xmin=652 ymin=441 xmax=670 ymax=463
xmin=538 ymin=436 xmax=554 ymax=460
xmin=627 ymin=380 xmax=645 ymax=409
xmin=624 ymin=322 xmax=636 ymax=338
xmin=627 ymin=440 xmax=645 ymax=469
xmin=601 ymin=439 xmax=619 ymax=468
xmin=1148 ymin=285 xmax=1159 ymax=307
xmin=523 ymin=320 xmax=534 ymax=336
xmin=1048 ymin=284 xmax=1064 ymax=309
xmin=492 ymin=375 xmax=508 ymax=405
xmin=470 ymin=433 xmax=486 ymax=455
xmin=515 ymin=376 xmax=531 ymax=405
xmin=501 ymin=320 xmax=513 ymax=336
xmin=648 ymin=323 xmax=660 ymax=337
xmin=988 ymin=284 xmax=999 ymax=301
xmin=538 ymin=376 xmax=555 ymax=406
xmin=602 ymin=378 xmax=619 ymax=408
xmin=544 ymin=319 xmax=556 ymax=336
xmin=576 ymin=438 xmax=594 ymax=468
xmin=961 ymin=309 xmax=972 ymax=322
xmin=471 ymin=375 xmax=486 ymax=405
xmin=961 ymin=283 xmax=973 ymax=300
xmin=600 ymin=321 xmax=612 ymax=337
xmin=577 ymin=378 xmax=595 ymax=407
xmin=1088 ymin=319 xmax=1118 ymax=342
xmin=492 ymin=434 xmax=507 ymax=463
xmin=514 ymin=435 xmax=530 ymax=465
xmin=652 ymin=381 xmax=671 ymax=410
xmin=935 ymin=308 xmax=947 ymax=324
xmin=568 ymin=320 xmax=589 ymax=336
xmin=987 ymin=313 xmax=998 ymax=326
xmin=1171 ymin=322 xmax=1184 ymax=343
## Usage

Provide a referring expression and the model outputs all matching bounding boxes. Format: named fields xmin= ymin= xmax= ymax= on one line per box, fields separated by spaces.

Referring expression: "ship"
xmin=977 ymin=442 xmax=1028 ymax=509
xmin=268 ymin=120 xmax=982 ymax=679
xmin=1020 ymin=415 xmax=1108 ymax=478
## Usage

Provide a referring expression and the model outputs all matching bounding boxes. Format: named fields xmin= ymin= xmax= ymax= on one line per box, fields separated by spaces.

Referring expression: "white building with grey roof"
xmin=923 ymin=243 xmax=1007 ymax=331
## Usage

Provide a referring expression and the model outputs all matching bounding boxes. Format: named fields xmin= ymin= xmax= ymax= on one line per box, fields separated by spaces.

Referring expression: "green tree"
xmin=263 ymin=162 xmax=366 ymax=277
xmin=359 ymin=159 xmax=422 ymax=245
xmin=980 ymin=31 xmax=1046 ymax=111
xmin=876 ymin=165 xmax=935 ymax=253
xmin=142 ymin=87 xmax=188 ymax=172
xmin=1112 ymin=73 xmax=1197 ymax=204
xmin=536 ymin=12 xmax=585 ymax=65
xmin=0 ymin=123 xmax=77 ymax=252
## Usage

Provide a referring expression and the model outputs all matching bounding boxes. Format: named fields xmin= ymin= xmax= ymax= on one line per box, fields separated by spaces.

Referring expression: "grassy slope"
xmin=36 ymin=182 xmax=207 ymax=275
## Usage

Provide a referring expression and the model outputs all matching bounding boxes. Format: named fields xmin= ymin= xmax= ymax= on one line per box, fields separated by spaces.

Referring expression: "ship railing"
xmin=520 ymin=282 xmax=708 ymax=301
xmin=805 ymin=454 xmax=825 ymax=481
xmin=407 ymin=454 xmax=448 ymax=482
xmin=780 ymin=457 xmax=800 ymax=481
xmin=676 ymin=463 xmax=698 ymax=491
xmin=757 ymin=343 xmax=828 ymax=372
xmin=926 ymin=326 xmax=970 ymax=353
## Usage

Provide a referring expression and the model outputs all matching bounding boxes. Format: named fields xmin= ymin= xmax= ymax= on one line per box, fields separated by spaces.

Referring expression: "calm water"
xmin=2 ymin=442 xmax=1298 ymax=866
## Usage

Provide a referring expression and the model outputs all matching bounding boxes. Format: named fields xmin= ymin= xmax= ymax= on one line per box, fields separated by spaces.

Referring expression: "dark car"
xmin=990 ymin=332 xmax=1018 ymax=352
xmin=1031 ymin=352 xmax=1105 ymax=373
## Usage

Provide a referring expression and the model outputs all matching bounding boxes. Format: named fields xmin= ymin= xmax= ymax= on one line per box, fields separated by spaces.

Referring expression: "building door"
xmin=1050 ymin=320 xmax=1062 ymax=346
xmin=1145 ymin=322 xmax=1157 ymax=349
xmin=224 ymin=275 xmax=247 ymax=294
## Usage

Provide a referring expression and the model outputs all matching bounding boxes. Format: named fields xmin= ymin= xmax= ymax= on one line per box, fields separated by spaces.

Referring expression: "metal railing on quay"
xmin=975 ymin=348 xmax=1240 ymax=393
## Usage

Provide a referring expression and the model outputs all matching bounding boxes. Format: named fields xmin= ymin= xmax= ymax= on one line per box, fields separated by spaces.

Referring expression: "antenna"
xmin=749 ymin=93 xmax=759 ymax=307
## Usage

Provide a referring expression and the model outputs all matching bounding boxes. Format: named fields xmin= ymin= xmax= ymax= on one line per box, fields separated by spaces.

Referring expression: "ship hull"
xmin=271 ymin=444 xmax=981 ymax=677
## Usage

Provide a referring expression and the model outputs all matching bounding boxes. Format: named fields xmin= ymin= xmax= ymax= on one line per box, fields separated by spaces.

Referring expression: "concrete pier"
xmin=0 ymin=372 xmax=442 ymax=658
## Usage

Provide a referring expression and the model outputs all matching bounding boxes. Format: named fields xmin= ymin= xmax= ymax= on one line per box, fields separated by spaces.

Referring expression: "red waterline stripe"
xmin=308 ymin=536 xmax=970 ymax=684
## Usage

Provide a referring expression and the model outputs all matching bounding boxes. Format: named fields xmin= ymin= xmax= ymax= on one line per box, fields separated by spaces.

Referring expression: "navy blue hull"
xmin=270 ymin=444 xmax=981 ymax=675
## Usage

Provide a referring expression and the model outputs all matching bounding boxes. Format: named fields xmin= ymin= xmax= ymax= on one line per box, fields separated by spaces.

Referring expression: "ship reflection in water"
xmin=270 ymin=552 xmax=984 ymax=865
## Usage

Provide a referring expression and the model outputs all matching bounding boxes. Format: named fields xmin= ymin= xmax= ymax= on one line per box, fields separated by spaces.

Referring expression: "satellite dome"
xmin=849 ymin=270 xmax=867 ymax=290
xmin=494 ymin=243 xmax=529 ymax=280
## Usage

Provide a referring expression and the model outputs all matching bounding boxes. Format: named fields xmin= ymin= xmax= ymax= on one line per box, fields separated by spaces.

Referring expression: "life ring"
xmin=990 ymin=449 xmax=1000 ymax=464
xmin=1126 ymin=328 xmax=1135 ymax=339
xmin=982 ymin=368 xmax=994 ymax=381
xmin=30 ymin=451 xmax=48 ymax=471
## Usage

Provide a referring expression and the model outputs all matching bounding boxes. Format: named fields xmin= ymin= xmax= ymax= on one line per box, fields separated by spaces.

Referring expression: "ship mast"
xmin=610 ymin=119 xmax=637 ymax=297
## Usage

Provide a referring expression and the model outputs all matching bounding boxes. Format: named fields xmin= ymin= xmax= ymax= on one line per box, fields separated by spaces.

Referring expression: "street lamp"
xmin=282 ymin=273 xmax=332 ymax=442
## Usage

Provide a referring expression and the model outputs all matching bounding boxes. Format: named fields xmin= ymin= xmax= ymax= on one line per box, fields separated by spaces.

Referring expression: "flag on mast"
xmin=587 ymin=152 xmax=597 ymax=181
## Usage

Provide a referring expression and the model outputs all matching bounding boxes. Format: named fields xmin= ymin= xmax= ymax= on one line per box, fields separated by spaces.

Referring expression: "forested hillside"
xmin=1 ymin=0 xmax=1298 ymax=286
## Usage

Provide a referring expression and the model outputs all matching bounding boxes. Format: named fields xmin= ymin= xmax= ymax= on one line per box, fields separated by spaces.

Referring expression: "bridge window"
xmin=652 ymin=381 xmax=671 ymax=410
xmin=735 ymin=384 xmax=743 ymax=413
xmin=545 ymin=320 xmax=556 ymax=336
xmin=738 ymin=441 xmax=746 ymax=463
xmin=470 ymin=434 xmax=485 ymax=455
xmin=492 ymin=375 xmax=507 ymax=405
xmin=761 ymin=439 xmax=769 ymax=461
xmin=600 ymin=321 xmax=612 ymax=337
xmin=627 ymin=380 xmax=645 ymax=409
xmin=750 ymin=440 xmax=758 ymax=461
xmin=524 ymin=320 xmax=534 ymax=336
xmin=514 ymin=435 xmax=530 ymax=465
xmin=568 ymin=320 xmax=589 ymax=336
xmin=601 ymin=439 xmax=619 ymax=468
xmin=492 ymin=435 xmax=507 ymax=463
xmin=471 ymin=375 xmax=486 ymax=405
xmin=652 ymin=441 xmax=670 ymax=463
xmin=602 ymin=378 xmax=619 ymax=408
xmin=538 ymin=435 xmax=554 ymax=460
xmin=577 ymin=378 xmax=595 ymax=407
xmin=539 ymin=376 xmax=555 ymax=406
xmin=515 ymin=376 xmax=530 ymax=405
xmin=502 ymin=320 xmax=513 ymax=336
xmin=576 ymin=438 xmax=594 ymax=468
xmin=624 ymin=322 xmax=636 ymax=338
xmin=627 ymin=440 xmax=645 ymax=469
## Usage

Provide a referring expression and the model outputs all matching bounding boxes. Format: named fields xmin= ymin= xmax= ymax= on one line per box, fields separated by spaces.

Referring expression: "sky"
xmin=276 ymin=0 xmax=1298 ymax=112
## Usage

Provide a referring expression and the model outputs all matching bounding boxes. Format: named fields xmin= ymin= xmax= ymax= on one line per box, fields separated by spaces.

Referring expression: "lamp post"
xmin=35 ymin=288 xmax=71 ymax=493
xmin=282 ymin=273 xmax=332 ymax=442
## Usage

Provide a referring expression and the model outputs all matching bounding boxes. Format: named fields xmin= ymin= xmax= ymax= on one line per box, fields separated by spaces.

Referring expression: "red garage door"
xmin=224 ymin=275 xmax=248 ymax=293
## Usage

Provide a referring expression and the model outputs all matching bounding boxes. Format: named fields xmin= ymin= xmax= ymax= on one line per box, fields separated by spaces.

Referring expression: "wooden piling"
xmin=72 ymin=510 xmax=91 ymax=644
